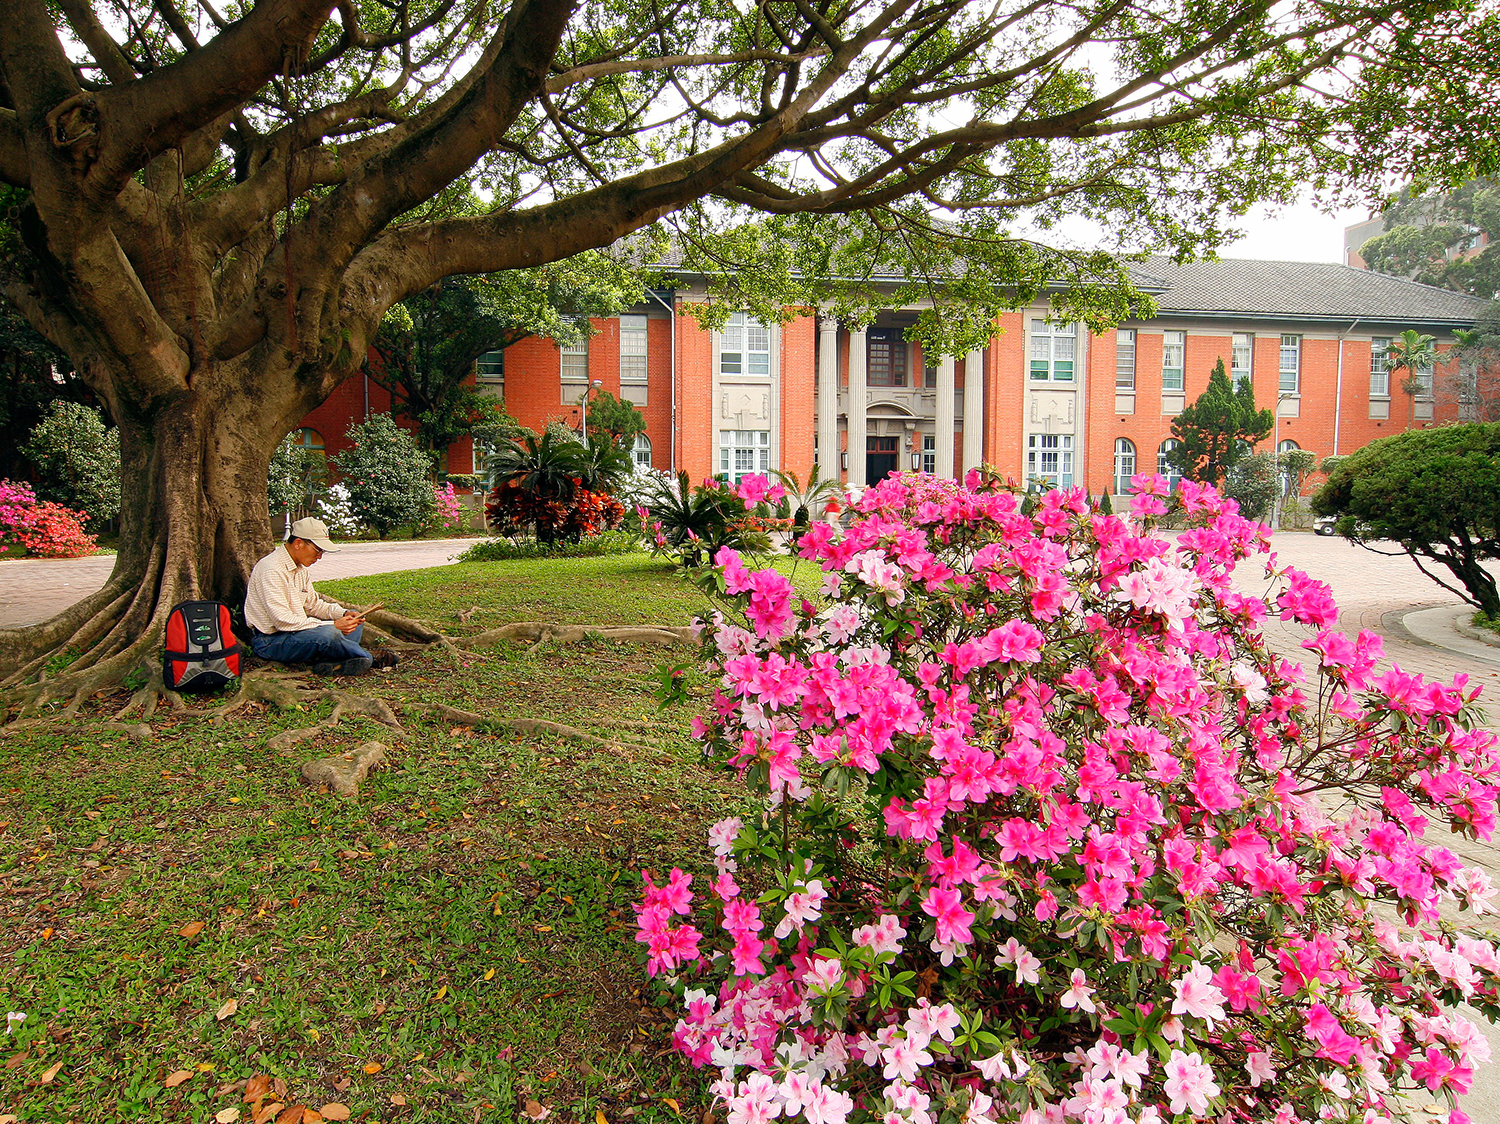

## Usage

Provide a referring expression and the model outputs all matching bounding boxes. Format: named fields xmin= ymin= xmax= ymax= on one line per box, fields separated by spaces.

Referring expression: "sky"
xmin=1218 ymin=196 xmax=1376 ymax=265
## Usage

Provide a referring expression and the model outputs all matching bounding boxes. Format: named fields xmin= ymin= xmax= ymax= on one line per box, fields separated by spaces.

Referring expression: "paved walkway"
xmin=0 ymin=538 xmax=471 ymax=629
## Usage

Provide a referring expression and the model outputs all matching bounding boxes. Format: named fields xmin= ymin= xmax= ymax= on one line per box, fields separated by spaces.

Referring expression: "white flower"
xmin=994 ymin=938 xmax=1041 ymax=985
xmin=1059 ymin=968 xmax=1096 ymax=1014
xmin=4 ymin=1012 xmax=23 ymax=1035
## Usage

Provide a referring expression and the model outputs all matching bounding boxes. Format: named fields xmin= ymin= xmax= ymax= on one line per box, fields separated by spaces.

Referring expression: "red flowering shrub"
xmin=638 ymin=471 xmax=1497 ymax=1124
xmin=486 ymin=480 xmax=624 ymax=543
xmin=0 ymin=479 xmax=96 ymax=558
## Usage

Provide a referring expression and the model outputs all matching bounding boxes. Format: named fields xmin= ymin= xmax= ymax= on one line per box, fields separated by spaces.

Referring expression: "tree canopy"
xmin=368 ymin=253 xmax=646 ymax=454
xmin=1165 ymin=359 xmax=1273 ymax=487
xmin=1312 ymin=422 xmax=1500 ymax=617
xmin=5 ymin=0 xmax=1500 ymax=705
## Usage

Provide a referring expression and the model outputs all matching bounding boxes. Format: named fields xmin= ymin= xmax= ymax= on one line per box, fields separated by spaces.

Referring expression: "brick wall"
xmin=781 ymin=312 xmax=816 ymax=480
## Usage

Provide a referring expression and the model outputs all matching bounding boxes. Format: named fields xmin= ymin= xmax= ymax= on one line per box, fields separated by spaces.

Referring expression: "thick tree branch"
xmin=85 ymin=0 xmax=338 ymax=197
xmin=0 ymin=110 xmax=28 ymax=187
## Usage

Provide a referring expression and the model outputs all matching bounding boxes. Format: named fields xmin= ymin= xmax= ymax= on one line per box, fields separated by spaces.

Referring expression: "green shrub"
xmin=24 ymin=401 xmax=121 ymax=527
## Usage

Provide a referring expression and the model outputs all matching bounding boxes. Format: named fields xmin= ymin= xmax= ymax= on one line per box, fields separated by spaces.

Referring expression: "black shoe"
xmin=310 ymin=657 xmax=372 ymax=676
xmin=310 ymin=660 xmax=343 ymax=676
xmin=371 ymin=650 xmax=401 ymax=670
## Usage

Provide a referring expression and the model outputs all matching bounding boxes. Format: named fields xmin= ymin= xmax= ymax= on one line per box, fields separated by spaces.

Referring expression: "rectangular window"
xmin=620 ymin=314 xmax=648 ymax=383
xmin=1231 ymin=333 xmax=1253 ymax=389
xmin=718 ymin=429 xmax=770 ymax=481
xmin=924 ymin=360 xmax=938 ymax=389
xmin=1116 ymin=329 xmax=1136 ymax=390
xmin=922 ymin=434 xmax=936 ymax=474
xmin=1030 ymin=320 xmax=1076 ymax=382
xmin=1369 ymin=336 xmax=1390 ymax=397
xmin=721 ymin=312 xmax=770 ymax=377
xmin=1279 ymin=334 xmax=1301 ymax=394
xmin=868 ymin=328 xmax=908 ymax=387
xmin=560 ymin=338 xmax=588 ymax=403
xmin=1410 ymin=357 xmax=1434 ymax=397
xmin=1161 ymin=330 xmax=1185 ymax=391
xmin=476 ymin=350 xmax=504 ymax=383
xmin=1025 ymin=434 xmax=1074 ymax=488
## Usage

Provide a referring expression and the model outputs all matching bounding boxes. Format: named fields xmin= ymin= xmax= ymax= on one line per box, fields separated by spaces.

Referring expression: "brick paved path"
xmin=0 ymin=538 xmax=471 ymax=630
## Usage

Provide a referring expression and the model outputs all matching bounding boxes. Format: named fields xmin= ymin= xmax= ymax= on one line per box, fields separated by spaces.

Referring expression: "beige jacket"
xmin=244 ymin=544 xmax=346 ymax=634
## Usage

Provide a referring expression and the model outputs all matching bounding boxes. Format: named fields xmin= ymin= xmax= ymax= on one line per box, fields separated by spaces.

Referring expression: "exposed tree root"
xmin=430 ymin=703 xmax=657 ymax=755
xmin=207 ymin=669 xmax=403 ymax=753
xmin=114 ymin=661 xmax=186 ymax=721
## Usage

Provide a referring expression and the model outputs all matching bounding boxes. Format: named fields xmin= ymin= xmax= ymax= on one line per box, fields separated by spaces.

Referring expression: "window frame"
xmin=1369 ymin=336 xmax=1390 ymax=398
xmin=476 ymin=350 xmax=505 ymax=384
xmin=1113 ymin=437 xmax=1136 ymax=496
xmin=632 ymin=433 xmax=653 ymax=472
xmin=1030 ymin=320 xmax=1077 ymax=383
xmin=867 ymin=327 xmax=909 ymax=388
xmin=1161 ymin=330 xmax=1185 ymax=392
xmin=1025 ymin=433 xmax=1074 ymax=488
xmin=560 ymin=337 xmax=589 ymax=403
xmin=620 ymin=314 xmax=648 ymax=384
xmin=1279 ymin=334 xmax=1301 ymax=394
xmin=1158 ymin=438 xmax=1183 ymax=492
xmin=1115 ymin=329 xmax=1136 ymax=390
xmin=720 ymin=312 xmax=771 ymax=378
xmin=1231 ymin=333 xmax=1253 ymax=390
xmin=921 ymin=433 xmax=937 ymax=474
xmin=718 ymin=429 xmax=771 ymax=481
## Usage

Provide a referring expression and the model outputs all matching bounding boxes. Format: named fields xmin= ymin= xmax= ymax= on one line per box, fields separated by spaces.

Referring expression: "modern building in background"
xmin=296 ymin=258 xmax=1488 ymax=497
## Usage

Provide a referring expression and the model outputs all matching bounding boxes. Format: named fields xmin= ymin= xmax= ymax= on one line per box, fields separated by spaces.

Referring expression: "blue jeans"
xmin=251 ymin=624 xmax=371 ymax=673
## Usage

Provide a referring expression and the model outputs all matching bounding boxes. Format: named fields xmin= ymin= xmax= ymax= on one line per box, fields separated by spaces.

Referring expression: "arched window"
xmin=1277 ymin=439 xmax=1300 ymax=497
xmin=1157 ymin=439 xmax=1183 ymax=493
xmin=1113 ymin=438 xmax=1136 ymax=496
xmin=632 ymin=433 xmax=653 ymax=473
xmin=295 ymin=427 xmax=325 ymax=451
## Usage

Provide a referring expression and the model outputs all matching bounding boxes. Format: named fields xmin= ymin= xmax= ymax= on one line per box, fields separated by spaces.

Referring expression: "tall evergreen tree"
xmin=1166 ymin=359 xmax=1274 ymax=487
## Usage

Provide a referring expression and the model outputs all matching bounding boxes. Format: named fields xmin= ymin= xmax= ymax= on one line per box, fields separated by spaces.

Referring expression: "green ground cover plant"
xmin=0 ymin=555 xmax=765 ymax=1123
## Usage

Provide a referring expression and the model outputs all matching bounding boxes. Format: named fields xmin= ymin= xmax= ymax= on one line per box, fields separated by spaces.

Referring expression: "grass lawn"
xmin=0 ymin=552 xmax=767 ymax=1124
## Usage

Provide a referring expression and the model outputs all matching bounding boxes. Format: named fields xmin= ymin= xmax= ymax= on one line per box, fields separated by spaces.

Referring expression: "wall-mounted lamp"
xmin=910 ymin=452 xmax=922 ymax=471
xmin=840 ymin=452 xmax=849 ymax=470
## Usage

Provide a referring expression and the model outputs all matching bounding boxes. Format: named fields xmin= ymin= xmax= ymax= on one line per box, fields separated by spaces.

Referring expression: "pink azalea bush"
xmin=432 ymin=482 xmax=465 ymax=532
xmin=0 ymin=479 xmax=96 ymax=557
xmin=636 ymin=470 xmax=1500 ymax=1124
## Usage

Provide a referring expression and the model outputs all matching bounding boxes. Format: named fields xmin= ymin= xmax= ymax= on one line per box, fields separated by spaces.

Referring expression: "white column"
xmin=961 ymin=347 xmax=985 ymax=474
xmin=817 ymin=317 xmax=840 ymax=486
xmin=847 ymin=328 xmax=868 ymax=486
xmin=935 ymin=355 xmax=956 ymax=478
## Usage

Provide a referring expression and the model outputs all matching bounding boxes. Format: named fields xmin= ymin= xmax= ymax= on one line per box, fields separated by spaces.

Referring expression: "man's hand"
xmin=334 ymin=611 xmax=363 ymax=634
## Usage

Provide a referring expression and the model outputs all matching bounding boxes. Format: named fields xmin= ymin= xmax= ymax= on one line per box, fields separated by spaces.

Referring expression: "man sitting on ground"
xmin=244 ymin=517 xmax=398 ymax=676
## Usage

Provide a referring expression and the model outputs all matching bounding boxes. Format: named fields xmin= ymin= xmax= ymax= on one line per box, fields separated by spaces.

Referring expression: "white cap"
xmin=288 ymin=517 xmax=340 ymax=553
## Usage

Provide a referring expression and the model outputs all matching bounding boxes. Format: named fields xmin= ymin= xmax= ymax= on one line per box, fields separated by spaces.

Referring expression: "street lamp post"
xmin=580 ymin=378 xmax=603 ymax=442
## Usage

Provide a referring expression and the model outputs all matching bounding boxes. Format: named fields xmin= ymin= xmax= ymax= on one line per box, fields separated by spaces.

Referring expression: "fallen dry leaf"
xmin=216 ymin=999 xmax=239 ymax=1021
xmin=319 ymin=1105 xmax=351 ymax=1121
xmin=276 ymin=1106 xmax=306 ymax=1124
xmin=389 ymin=1094 xmax=408 ymax=1107
xmin=362 ymin=1062 xmax=382 ymax=1075
xmin=245 ymin=1074 xmax=272 ymax=1102
xmin=4 ymin=1053 xmax=27 ymax=1071
xmin=0 ymin=1113 xmax=18 ymax=1124
xmin=431 ymin=985 xmax=447 ymax=1002
xmin=252 ymin=1103 xmax=284 ymax=1124
xmin=596 ymin=1109 xmax=608 ymax=1124
xmin=273 ymin=1078 xmax=288 ymax=1099
xmin=217 ymin=1079 xmax=247 ymax=1097
xmin=521 ymin=1100 xmax=550 ymax=1121
xmin=332 ymin=1076 xmax=350 ymax=1093
xmin=215 ymin=1108 xmax=241 ymax=1124
xmin=304 ymin=1111 xmax=324 ymax=1124
xmin=178 ymin=921 xmax=206 ymax=939
xmin=165 ymin=1070 xmax=194 ymax=1088
xmin=664 ymin=1098 xmax=682 ymax=1114
xmin=40 ymin=1061 xmax=63 ymax=1084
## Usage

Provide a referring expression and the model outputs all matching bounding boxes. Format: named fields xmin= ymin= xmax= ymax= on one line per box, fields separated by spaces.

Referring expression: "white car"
xmin=1314 ymin=515 xmax=1337 ymax=536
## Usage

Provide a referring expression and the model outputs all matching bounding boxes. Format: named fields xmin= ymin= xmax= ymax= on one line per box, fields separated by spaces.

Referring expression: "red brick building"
xmin=298 ymin=258 xmax=1488 ymax=496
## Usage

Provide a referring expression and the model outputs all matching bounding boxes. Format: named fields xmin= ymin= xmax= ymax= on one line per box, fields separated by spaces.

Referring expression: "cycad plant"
xmin=645 ymin=471 xmax=767 ymax=565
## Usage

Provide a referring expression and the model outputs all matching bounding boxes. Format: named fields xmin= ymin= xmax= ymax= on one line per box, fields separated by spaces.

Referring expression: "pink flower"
xmin=1170 ymin=962 xmax=1227 ymax=1025
xmin=1161 ymin=1050 xmax=1220 ymax=1115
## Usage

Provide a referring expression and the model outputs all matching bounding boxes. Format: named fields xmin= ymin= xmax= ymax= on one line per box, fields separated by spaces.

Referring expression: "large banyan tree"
xmin=0 ymin=0 xmax=1495 ymax=707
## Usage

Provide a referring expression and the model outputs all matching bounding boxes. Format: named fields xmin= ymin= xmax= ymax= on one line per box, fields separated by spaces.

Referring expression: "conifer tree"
xmin=1166 ymin=359 xmax=1274 ymax=486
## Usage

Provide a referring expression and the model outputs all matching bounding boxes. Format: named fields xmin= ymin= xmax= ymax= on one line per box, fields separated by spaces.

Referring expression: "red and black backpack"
xmin=163 ymin=600 xmax=241 ymax=691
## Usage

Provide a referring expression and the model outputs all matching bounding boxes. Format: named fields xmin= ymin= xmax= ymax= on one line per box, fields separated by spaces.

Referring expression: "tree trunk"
xmin=0 ymin=353 xmax=312 ymax=706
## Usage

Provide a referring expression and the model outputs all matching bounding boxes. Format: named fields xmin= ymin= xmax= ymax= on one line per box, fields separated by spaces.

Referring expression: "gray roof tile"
xmin=1134 ymin=257 xmax=1489 ymax=324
